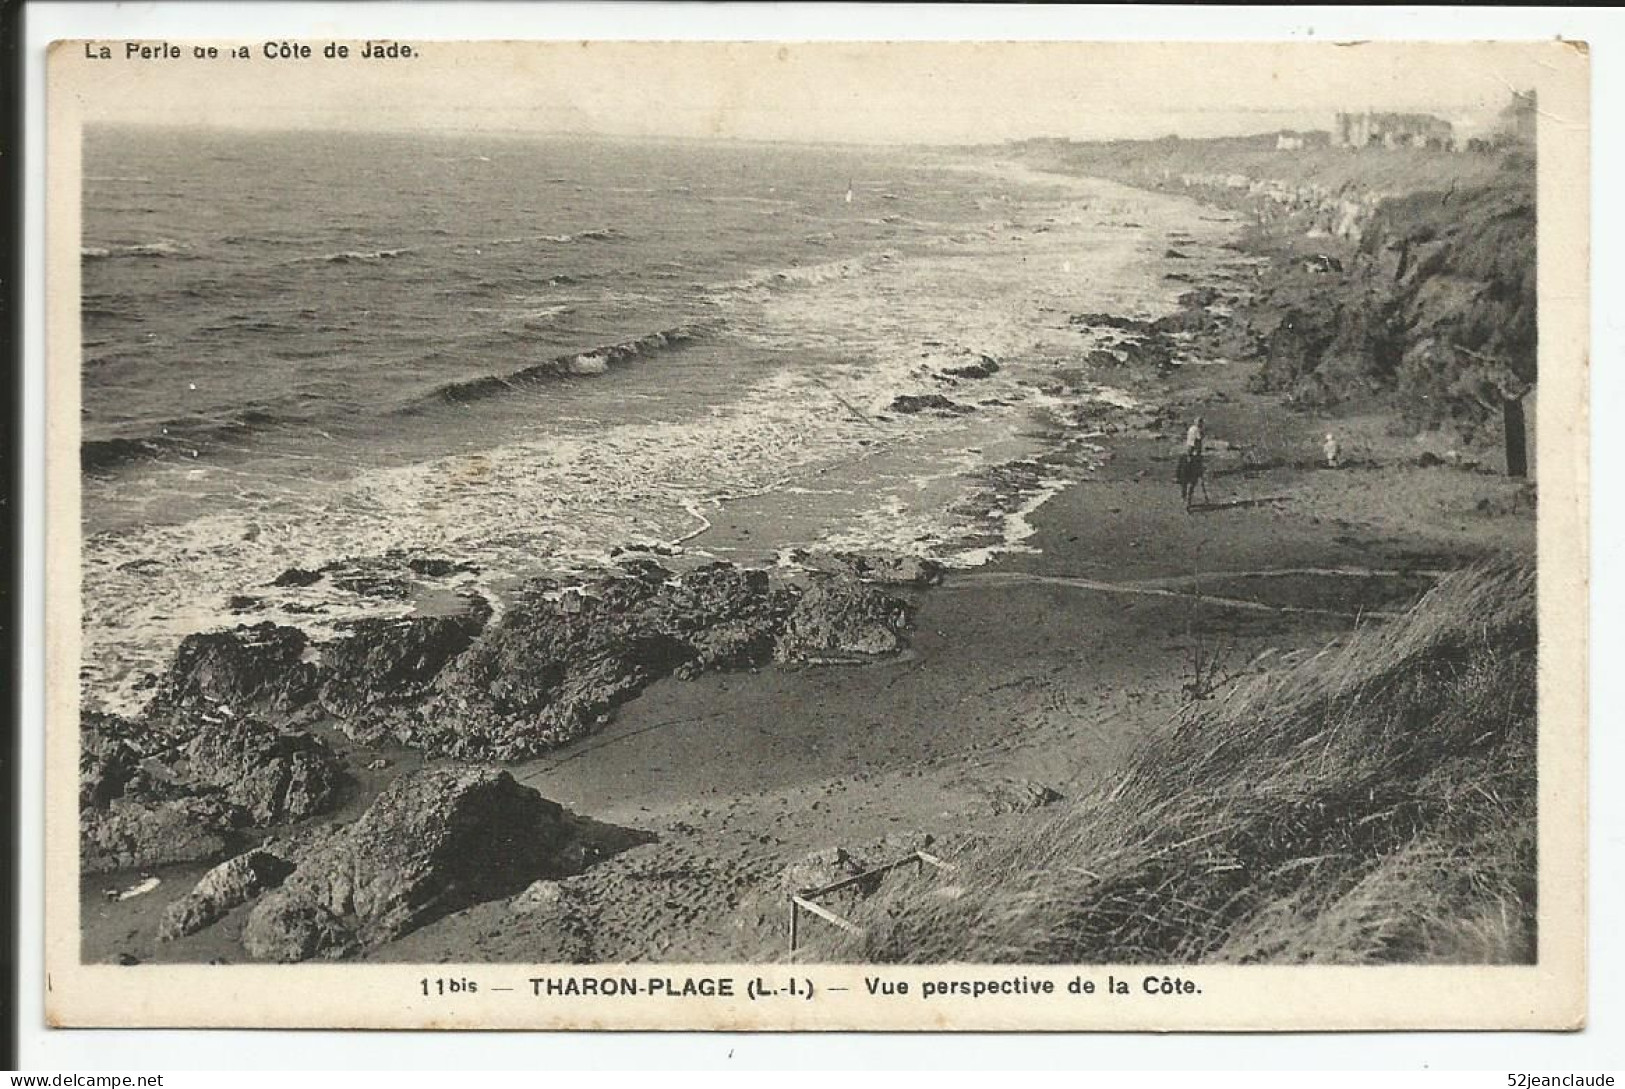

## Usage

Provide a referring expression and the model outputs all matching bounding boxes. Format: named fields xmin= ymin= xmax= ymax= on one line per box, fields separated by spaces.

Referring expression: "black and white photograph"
xmin=42 ymin=36 xmax=1589 ymax=1031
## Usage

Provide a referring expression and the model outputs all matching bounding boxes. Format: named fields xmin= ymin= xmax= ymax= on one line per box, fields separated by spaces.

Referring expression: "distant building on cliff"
xmin=1497 ymin=90 xmax=1537 ymax=146
xmin=1274 ymin=130 xmax=1331 ymax=152
xmin=1332 ymin=111 xmax=1455 ymax=150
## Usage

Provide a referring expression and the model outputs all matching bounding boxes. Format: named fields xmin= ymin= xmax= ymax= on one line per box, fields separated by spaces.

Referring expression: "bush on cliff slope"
xmin=1246 ymin=171 xmax=1535 ymax=447
xmin=1376 ymin=174 xmax=1537 ymax=443
xmin=829 ymin=562 xmax=1537 ymax=965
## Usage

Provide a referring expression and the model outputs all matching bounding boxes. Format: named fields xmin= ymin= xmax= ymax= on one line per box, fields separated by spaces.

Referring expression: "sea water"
xmin=80 ymin=125 xmax=1208 ymax=712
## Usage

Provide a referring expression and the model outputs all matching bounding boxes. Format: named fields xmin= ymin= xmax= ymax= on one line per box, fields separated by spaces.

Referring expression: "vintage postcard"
xmin=43 ymin=39 xmax=1588 ymax=1030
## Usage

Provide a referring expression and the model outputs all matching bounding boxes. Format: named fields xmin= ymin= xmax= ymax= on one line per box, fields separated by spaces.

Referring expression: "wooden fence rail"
xmin=788 ymin=850 xmax=957 ymax=961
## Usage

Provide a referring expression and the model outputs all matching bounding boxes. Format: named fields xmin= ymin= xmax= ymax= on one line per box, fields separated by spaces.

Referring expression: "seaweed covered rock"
xmin=889 ymin=393 xmax=972 ymax=415
xmin=144 ymin=622 xmax=317 ymax=724
xmin=157 ymin=848 xmax=296 ymax=941
xmin=642 ymin=564 xmax=793 ymax=675
xmin=428 ymin=605 xmax=691 ymax=758
xmin=942 ymin=355 xmax=1001 ymax=380
xmin=80 ymin=710 xmax=345 ymax=874
xmin=241 ymin=767 xmax=594 ymax=960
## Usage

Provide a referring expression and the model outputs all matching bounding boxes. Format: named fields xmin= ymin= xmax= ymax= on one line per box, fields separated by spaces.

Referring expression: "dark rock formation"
xmin=405 ymin=556 xmax=476 ymax=578
xmin=79 ymin=712 xmax=151 ymax=808
xmin=389 ymin=563 xmax=800 ymax=759
xmin=241 ymin=767 xmax=624 ymax=961
xmin=1177 ymin=287 xmax=1223 ymax=309
xmin=144 ymin=622 xmax=317 ymax=724
xmin=889 ymin=393 xmax=973 ymax=415
xmin=328 ymin=573 xmax=411 ymax=600
xmin=942 ymin=355 xmax=1001 ymax=379
xmin=178 ymin=717 xmax=347 ymax=825
xmin=81 ymin=794 xmax=248 ymax=874
xmin=80 ymin=708 xmax=345 ymax=873
xmin=775 ymin=577 xmax=913 ymax=663
xmin=1069 ymin=312 xmax=1153 ymax=334
xmin=1117 ymin=335 xmax=1176 ymax=372
xmin=270 ymin=567 xmax=323 ymax=588
xmin=426 ymin=603 xmax=691 ymax=759
xmin=644 ymin=564 xmax=793 ymax=675
xmin=105 ymin=558 xmax=914 ymax=778
xmin=242 ymin=893 xmax=358 ymax=963
xmin=157 ymin=848 xmax=295 ymax=941
xmin=792 ymin=549 xmax=944 ymax=587
xmin=317 ymin=610 xmax=487 ymax=722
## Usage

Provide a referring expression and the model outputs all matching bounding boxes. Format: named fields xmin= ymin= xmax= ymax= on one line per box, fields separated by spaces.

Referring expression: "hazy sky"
xmin=59 ymin=40 xmax=1569 ymax=142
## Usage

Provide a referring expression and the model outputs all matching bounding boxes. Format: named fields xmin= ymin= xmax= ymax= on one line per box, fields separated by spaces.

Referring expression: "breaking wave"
xmin=81 ymin=405 xmax=297 ymax=475
xmin=315 ymin=247 xmax=412 ymax=264
xmin=82 ymin=241 xmax=190 ymax=261
xmin=412 ymin=324 xmax=706 ymax=408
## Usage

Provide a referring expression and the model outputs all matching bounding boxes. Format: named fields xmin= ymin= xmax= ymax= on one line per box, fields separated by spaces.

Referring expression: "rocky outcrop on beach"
xmin=82 ymin=793 xmax=249 ymax=875
xmin=418 ymin=607 xmax=691 ymax=759
xmin=79 ymin=710 xmax=347 ymax=874
xmin=79 ymin=711 xmax=153 ymax=808
xmin=889 ymin=393 xmax=973 ymax=415
xmin=942 ymin=354 xmax=1002 ymax=380
xmin=316 ymin=609 xmax=489 ymax=722
xmin=775 ymin=578 xmax=915 ymax=663
xmin=242 ymin=890 xmax=360 ymax=963
xmin=240 ymin=767 xmax=631 ymax=961
xmin=107 ymin=558 xmax=917 ymax=781
xmin=790 ymin=550 xmax=944 ymax=588
xmin=330 ymin=561 xmax=910 ymax=761
xmin=177 ymin=717 xmax=347 ymax=826
xmin=156 ymin=848 xmax=296 ymax=941
xmin=143 ymin=622 xmax=318 ymax=726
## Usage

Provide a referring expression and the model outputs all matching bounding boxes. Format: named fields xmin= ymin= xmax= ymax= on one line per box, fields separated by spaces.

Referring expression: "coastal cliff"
xmin=1015 ymin=136 xmax=1537 ymax=469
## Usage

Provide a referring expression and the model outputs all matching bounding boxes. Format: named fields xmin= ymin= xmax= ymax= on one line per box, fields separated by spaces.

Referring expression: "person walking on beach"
xmin=1323 ymin=431 xmax=1342 ymax=469
xmin=1177 ymin=415 xmax=1209 ymax=511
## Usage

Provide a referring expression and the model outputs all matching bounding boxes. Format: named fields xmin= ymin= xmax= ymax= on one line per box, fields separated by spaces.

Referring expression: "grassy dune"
xmin=832 ymin=561 xmax=1537 ymax=965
